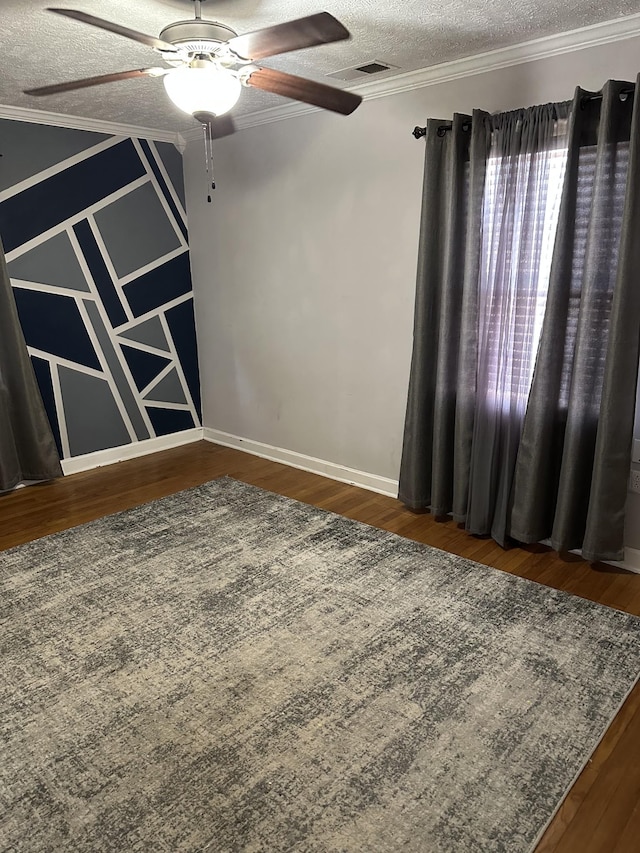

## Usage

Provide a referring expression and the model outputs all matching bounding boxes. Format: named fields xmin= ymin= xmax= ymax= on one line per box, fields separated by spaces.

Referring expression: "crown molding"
xmin=181 ymin=11 xmax=640 ymax=140
xmin=350 ymin=11 xmax=640 ymax=101
xmin=0 ymin=102 xmax=185 ymax=145
xmin=5 ymin=11 xmax=640 ymax=146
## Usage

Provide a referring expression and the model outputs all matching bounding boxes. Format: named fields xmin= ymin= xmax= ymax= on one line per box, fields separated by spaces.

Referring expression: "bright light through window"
xmin=478 ymin=136 xmax=568 ymax=414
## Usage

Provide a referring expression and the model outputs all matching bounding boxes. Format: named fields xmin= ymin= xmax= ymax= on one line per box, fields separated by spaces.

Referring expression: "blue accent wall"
xmin=31 ymin=356 xmax=62 ymax=455
xmin=0 ymin=140 xmax=145 ymax=253
xmin=0 ymin=119 xmax=201 ymax=460
xmin=73 ymin=219 xmax=129 ymax=328
xmin=13 ymin=289 xmax=101 ymax=370
xmin=123 ymin=252 xmax=193 ymax=318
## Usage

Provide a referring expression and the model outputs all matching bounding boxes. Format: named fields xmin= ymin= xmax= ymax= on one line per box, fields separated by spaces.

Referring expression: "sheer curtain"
xmin=400 ymin=78 xmax=640 ymax=561
xmin=399 ymin=102 xmax=569 ymax=542
xmin=0 ymin=238 xmax=62 ymax=492
xmin=467 ymin=105 xmax=569 ymax=544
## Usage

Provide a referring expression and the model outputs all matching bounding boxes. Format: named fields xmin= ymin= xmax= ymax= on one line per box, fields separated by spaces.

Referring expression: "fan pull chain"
xmin=202 ymin=122 xmax=216 ymax=202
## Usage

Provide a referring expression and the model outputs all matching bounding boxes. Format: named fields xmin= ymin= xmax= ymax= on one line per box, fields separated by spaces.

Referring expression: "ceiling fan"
xmin=24 ymin=1 xmax=363 ymax=135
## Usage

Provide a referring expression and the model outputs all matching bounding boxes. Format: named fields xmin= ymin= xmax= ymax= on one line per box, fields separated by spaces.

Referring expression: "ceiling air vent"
xmin=327 ymin=61 xmax=397 ymax=82
xmin=356 ymin=62 xmax=391 ymax=74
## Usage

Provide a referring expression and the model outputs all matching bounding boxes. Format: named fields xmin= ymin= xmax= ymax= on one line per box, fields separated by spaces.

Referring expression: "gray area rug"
xmin=1 ymin=477 xmax=639 ymax=853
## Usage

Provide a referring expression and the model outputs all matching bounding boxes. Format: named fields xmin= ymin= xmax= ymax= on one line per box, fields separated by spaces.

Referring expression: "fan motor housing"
xmin=159 ymin=19 xmax=237 ymax=52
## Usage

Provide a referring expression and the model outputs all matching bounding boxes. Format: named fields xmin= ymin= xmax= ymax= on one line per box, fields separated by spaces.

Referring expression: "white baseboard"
xmin=203 ymin=427 xmax=399 ymax=498
xmin=83 ymin=425 xmax=633 ymax=574
xmin=605 ymin=547 xmax=640 ymax=575
xmin=61 ymin=428 xmax=204 ymax=476
xmin=203 ymin=429 xmax=640 ymax=572
xmin=538 ymin=539 xmax=640 ymax=575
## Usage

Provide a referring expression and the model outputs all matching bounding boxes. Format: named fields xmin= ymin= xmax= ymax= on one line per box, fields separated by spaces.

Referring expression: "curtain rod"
xmin=413 ymin=85 xmax=636 ymax=138
xmin=412 ymin=122 xmax=471 ymax=139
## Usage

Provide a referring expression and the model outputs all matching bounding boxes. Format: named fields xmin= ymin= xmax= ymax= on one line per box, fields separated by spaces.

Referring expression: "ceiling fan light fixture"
xmin=29 ymin=9 xmax=362 ymax=120
xmin=163 ymin=64 xmax=241 ymax=118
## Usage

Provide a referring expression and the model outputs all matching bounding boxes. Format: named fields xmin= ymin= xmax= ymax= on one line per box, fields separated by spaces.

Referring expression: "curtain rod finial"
xmin=413 ymin=126 xmax=427 ymax=139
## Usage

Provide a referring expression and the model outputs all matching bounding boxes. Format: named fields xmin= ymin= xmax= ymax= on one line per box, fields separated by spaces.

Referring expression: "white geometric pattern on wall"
xmin=0 ymin=119 xmax=201 ymax=459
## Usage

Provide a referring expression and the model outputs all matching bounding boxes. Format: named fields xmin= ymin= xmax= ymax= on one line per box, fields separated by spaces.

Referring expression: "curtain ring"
xmin=435 ymin=121 xmax=471 ymax=136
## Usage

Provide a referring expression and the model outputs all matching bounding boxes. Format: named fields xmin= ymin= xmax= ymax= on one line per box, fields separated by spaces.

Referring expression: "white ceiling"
xmin=2 ymin=0 xmax=640 ymax=133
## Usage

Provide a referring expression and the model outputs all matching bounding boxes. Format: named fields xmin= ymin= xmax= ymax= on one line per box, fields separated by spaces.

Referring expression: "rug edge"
xmin=5 ymin=474 xmax=639 ymax=629
xmin=0 ymin=476 xmax=236 ymax=556
xmin=223 ymin=477 xmax=640 ymax=625
xmin=526 ymin=670 xmax=640 ymax=852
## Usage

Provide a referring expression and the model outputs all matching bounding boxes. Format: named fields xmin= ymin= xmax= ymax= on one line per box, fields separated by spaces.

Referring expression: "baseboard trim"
xmin=91 ymin=426 xmax=633 ymax=571
xmin=61 ymin=428 xmax=204 ymax=476
xmin=605 ymin=546 xmax=640 ymax=576
xmin=203 ymin=428 xmax=399 ymax=498
xmin=539 ymin=539 xmax=640 ymax=575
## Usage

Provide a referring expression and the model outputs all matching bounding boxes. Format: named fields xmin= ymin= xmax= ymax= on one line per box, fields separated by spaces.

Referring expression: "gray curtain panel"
xmin=400 ymin=82 xmax=640 ymax=562
xmin=0 ymin=238 xmax=63 ymax=491
xmin=467 ymin=103 xmax=570 ymax=545
xmin=400 ymin=102 xmax=569 ymax=543
xmin=398 ymin=113 xmax=476 ymax=517
xmin=510 ymin=77 xmax=640 ymax=561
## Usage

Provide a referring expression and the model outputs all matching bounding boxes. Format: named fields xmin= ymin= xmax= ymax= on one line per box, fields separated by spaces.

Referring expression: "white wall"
xmin=184 ymin=34 xmax=640 ymax=551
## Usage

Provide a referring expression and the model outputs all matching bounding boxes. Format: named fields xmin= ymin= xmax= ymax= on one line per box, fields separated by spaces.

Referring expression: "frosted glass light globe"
xmin=163 ymin=65 xmax=241 ymax=117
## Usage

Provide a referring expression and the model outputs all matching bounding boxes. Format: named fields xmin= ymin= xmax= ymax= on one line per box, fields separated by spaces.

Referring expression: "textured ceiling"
xmin=2 ymin=0 xmax=640 ymax=133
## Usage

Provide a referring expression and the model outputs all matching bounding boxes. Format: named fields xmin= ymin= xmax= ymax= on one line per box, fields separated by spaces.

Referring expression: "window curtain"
xmin=0 ymin=237 xmax=63 ymax=492
xmin=399 ymin=77 xmax=640 ymax=562
xmin=509 ymin=79 xmax=640 ymax=561
xmin=399 ymin=104 xmax=570 ymax=539
xmin=398 ymin=112 xmax=479 ymax=521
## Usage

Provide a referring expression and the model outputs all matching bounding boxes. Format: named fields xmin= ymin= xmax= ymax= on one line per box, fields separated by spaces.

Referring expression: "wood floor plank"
xmin=543 ymin=684 xmax=640 ymax=852
xmin=612 ymin=799 xmax=640 ymax=853
xmin=1 ymin=439 xmax=639 ymax=852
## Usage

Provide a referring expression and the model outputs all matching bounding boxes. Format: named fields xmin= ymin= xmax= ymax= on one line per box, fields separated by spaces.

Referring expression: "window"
xmin=477 ymin=134 xmax=568 ymax=416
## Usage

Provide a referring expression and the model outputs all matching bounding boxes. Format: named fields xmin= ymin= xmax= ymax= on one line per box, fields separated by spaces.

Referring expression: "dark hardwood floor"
xmin=1 ymin=440 xmax=639 ymax=852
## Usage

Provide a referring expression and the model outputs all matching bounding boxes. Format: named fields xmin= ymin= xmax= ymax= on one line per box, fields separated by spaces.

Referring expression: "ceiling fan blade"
xmin=47 ymin=7 xmax=179 ymax=53
xmin=24 ymin=68 xmax=166 ymax=97
xmin=246 ymin=68 xmax=362 ymax=116
xmin=227 ymin=12 xmax=350 ymax=61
